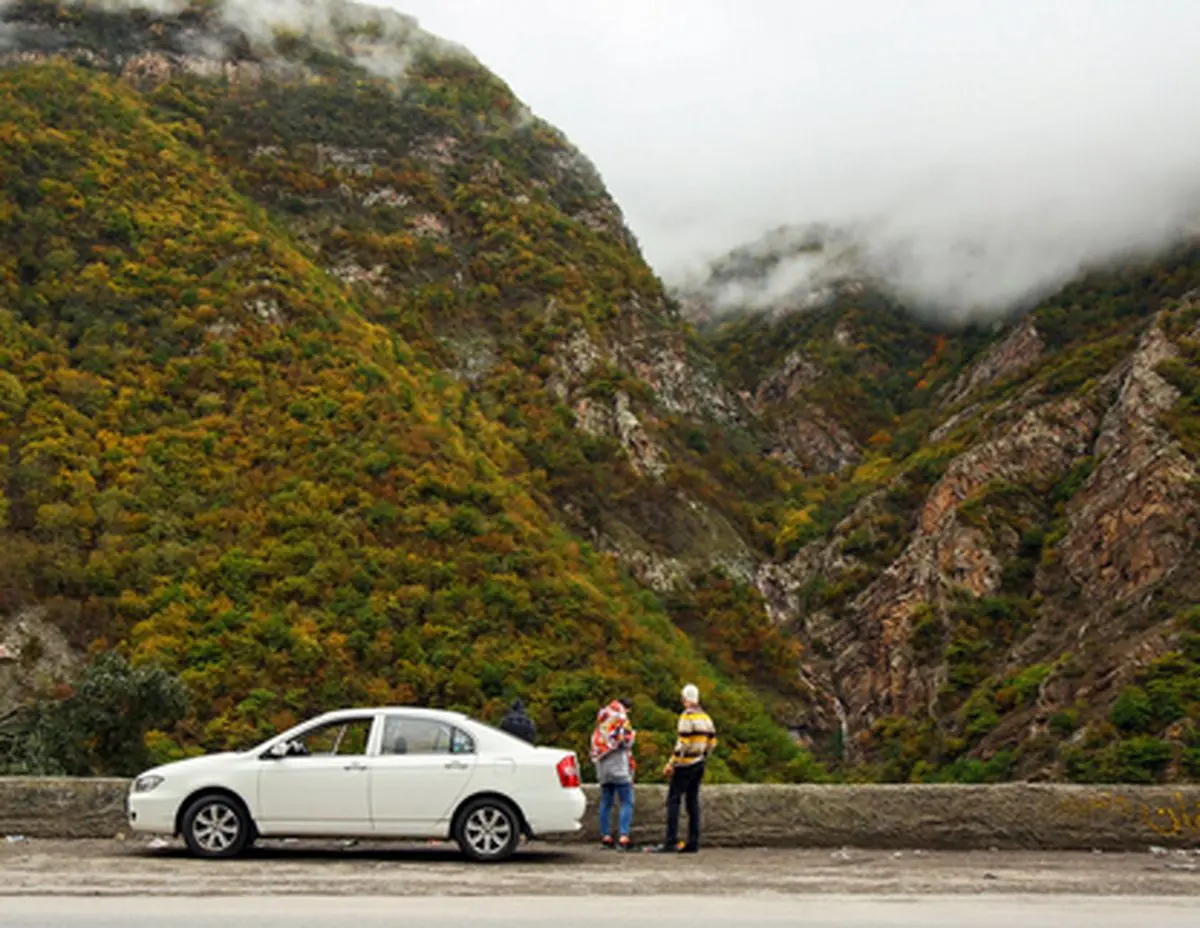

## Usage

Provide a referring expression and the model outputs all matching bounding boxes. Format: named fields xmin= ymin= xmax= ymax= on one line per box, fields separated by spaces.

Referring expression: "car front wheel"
xmin=181 ymin=794 xmax=251 ymax=859
xmin=455 ymin=798 xmax=520 ymax=863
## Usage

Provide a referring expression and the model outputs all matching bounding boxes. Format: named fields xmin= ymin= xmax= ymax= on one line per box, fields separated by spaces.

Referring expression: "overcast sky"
xmin=388 ymin=0 xmax=1200 ymax=318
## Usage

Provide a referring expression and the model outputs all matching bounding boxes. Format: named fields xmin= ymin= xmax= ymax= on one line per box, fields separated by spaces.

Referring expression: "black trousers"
xmin=664 ymin=762 xmax=705 ymax=849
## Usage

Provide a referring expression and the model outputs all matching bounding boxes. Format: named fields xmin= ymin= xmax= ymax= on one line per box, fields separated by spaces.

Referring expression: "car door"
xmin=369 ymin=715 xmax=478 ymax=837
xmin=256 ymin=714 xmax=377 ymax=836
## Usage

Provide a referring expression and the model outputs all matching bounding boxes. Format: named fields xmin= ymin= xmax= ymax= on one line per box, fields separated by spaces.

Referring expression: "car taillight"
xmin=556 ymin=754 xmax=580 ymax=788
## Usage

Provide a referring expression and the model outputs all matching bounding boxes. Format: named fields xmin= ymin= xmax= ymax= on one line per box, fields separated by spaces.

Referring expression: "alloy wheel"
xmin=462 ymin=804 xmax=515 ymax=860
xmin=192 ymin=801 xmax=241 ymax=854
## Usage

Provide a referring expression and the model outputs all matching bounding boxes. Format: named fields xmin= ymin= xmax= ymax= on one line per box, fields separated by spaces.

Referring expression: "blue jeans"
xmin=598 ymin=782 xmax=634 ymax=838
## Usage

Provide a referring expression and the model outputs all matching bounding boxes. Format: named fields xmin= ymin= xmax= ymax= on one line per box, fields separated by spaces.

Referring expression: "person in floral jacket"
xmin=590 ymin=698 xmax=636 ymax=849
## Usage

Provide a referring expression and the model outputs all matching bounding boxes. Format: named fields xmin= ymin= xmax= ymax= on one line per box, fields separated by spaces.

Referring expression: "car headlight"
xmin=133 ymin=775 xmax=165 ymax=794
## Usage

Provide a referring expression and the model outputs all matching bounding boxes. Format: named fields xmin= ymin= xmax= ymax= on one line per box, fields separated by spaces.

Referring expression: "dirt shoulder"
xmin=2 ymin=839 xmax=1199 ymax=896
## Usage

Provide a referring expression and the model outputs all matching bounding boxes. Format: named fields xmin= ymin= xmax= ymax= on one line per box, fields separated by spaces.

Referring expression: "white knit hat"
xmin=681 ymin=683 xmax=700 ymax=704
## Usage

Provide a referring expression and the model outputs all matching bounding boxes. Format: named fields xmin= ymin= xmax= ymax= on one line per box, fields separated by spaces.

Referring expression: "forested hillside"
xmin=0 ymin=0 xmax=1196 ymax=785
xmin=0 ymin=0 xmax=818 ymax=781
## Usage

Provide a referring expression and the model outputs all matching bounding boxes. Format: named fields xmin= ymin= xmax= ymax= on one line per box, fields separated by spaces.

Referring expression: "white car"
xmin=127 ymin=707 xmax=586 ymax=862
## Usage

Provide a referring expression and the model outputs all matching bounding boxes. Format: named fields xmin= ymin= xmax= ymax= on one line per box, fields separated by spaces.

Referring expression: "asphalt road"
xmin=1 ymin=895 xmax=1198 ymax=927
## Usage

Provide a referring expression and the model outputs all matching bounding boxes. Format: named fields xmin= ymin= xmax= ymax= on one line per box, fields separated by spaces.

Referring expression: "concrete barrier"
xmin=0 ymin=777 xmax=130 ymax=840
xmin=3 ymin=778 xmax=1200 ymax=849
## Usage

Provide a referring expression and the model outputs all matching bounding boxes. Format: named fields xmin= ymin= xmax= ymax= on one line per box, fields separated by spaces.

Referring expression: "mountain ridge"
xmin=0 ymin=0 xmax=1197 ymax=785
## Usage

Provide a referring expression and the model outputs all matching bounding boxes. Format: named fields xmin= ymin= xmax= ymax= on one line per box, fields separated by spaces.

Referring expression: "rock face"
xmin=753 ymin=285 xmax=1200 ymax=776
xmin=755 ymin=351 xmax=823 ymax=407
xmin=1060 ymin=325 xmax=1198 ymax=604
xmin=0 ymin=610 xmax=78 ymax=716
xmin=824 ymin=394 xmax=1099 ymax=730
xmin=941 ymin=317 xmax=1044 ymax=409
xmin=771 ymin=409 xmax=862 ymax=475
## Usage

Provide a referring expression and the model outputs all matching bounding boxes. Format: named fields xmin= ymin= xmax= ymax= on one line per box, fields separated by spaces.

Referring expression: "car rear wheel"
xmin=181 ymin=794 xmax=251 ymax=859
xmin=455 ymin=798 xmax=520 ymax=863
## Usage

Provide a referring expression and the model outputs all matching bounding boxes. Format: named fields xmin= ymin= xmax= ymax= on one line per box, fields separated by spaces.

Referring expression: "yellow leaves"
xmin=116 ymin=589 xmax=151 ymax=621
xmin=37 ymin=178 xmax=86 ymax=213
xmin=365 ymin=677 xmax=393 ymax=706
xmin=290 ymin=617 xmax=321 ymax=655
xmin=133 ymin=633 xmax=184 ymax=665
xmin=0 ymin=121 xmax=26 ymax=150
xmin=852 ymin=455 xmax=896 ymax=487
xmin=775 ymin=505 xmax=818 ymax=551
xmin=78 ymin=261 xmax=113 ymax=291
xmin=784 ymin=506 xmax=814 ymax=529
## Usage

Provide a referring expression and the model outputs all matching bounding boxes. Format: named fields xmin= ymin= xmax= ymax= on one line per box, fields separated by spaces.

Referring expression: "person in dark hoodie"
xmin=498 ymin=698 xmax=537 ymax=745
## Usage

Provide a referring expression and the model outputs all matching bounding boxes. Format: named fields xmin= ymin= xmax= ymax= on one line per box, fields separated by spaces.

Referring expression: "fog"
xmin=394 ymin=0 xmax=1200 ymax=320
xmin=0 ymin=0 xmax=445 ymax=78
xmin=6 ymin=1 xmax=1200 ymax=320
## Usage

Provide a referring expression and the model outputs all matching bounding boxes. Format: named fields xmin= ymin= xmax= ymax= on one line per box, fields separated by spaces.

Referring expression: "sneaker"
xmin=600 ymin=836 xmax=615 ymax=849
xmin=617 ymin=837 xmax=632 ymax=851
xmin=678 ymin=844 xmax=699 ymax=854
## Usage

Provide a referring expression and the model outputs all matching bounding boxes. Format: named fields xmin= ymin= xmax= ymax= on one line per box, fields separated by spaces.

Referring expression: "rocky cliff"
xmin=711 ymin=245 xmax=1200 ymax=781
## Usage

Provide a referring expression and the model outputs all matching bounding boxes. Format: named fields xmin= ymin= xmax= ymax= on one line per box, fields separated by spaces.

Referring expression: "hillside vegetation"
xmin=0 ymin=35 xmax=819 ymax=781
xmin=1 ymin=1 xmax=1197 ymax=785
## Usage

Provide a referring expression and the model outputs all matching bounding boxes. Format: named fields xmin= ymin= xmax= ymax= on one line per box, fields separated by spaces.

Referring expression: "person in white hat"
xmin=647 ymin=682 xmax=716 ymax=853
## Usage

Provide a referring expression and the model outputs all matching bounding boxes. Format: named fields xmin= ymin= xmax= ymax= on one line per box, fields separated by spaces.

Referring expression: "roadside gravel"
xmin=2 ymin=839 xmax=1199 ymax=896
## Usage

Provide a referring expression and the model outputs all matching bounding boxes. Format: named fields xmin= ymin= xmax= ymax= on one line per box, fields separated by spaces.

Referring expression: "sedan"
xmin=126 ymin=707 xmax=586 ymax=862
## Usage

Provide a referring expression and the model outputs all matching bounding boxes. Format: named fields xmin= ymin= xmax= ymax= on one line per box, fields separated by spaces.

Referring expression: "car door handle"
xmin=444 ymin=760 xmax=469 ymax=770
xmin=344 ymin=762 xmax=368 ymax=772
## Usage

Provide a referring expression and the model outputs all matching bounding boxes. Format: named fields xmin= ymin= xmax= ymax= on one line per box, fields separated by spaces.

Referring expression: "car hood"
xmin=138 ymin=751 xmax=244 ymax=779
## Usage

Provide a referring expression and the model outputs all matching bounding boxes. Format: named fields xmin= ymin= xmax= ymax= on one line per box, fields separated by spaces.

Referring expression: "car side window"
xmin=380 ymin=717 xmax=472 ymax=756
xmin=286 ymin=718 xmax=373 ymax=757
xmin=451 ymin=727 xmax=475 ymax=755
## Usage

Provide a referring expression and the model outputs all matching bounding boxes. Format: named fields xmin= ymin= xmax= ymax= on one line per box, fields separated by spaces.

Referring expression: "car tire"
xmin=454 ymin=797 xmax=521 ymax=863
xmin=181 ymin=794 xmax=252 ymax=859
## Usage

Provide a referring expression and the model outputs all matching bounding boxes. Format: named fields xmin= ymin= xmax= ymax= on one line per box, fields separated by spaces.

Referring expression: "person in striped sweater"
xmin=648 ymin=683 xmax=717 ymax=854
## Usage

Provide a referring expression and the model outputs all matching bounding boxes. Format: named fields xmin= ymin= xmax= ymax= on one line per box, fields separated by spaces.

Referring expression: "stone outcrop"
xmin=743 ymin=349 xmax=864 ymax=475
xmin=1059 ymin=324 xmax=1199 ymax=603
xmin=940 ymin=316 xmax=1044 ymax=409
xmin=547 ymin=309 xmax=748 ymax=482
xmin=0 ymin=609 xmax=78 ymax=716
xmin=754 ymin=350 xmax=823 ymax=407
xmin=771 ymin=410 xmax=862 ymax=474
xmin=756 ymin=304 xmax=1200 ymax=770
xmin=827 ymin=395 xmax=1099 ymax=729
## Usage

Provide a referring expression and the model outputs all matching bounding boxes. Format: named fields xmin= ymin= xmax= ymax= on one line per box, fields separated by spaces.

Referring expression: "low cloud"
xmin=8 ymin=1 xmax=1200 ymax=322
xmin=0 ymin=0 xmax=461 ymax=80
xmin=394 ymin=0 xmax=1200 ymax=322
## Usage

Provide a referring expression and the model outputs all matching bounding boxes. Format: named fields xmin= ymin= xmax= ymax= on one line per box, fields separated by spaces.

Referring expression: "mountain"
xmin=1 ymin=0 xmax=1197 ymax=786
xmin=0 ymin=0 xmax=821 ymax=781
xmin=686 ymin=229 xmax=1200 ymax=783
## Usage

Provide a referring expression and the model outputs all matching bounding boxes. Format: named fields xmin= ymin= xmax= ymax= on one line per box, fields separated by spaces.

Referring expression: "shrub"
xmin=0 ymin=652 xmax=189 ymax=776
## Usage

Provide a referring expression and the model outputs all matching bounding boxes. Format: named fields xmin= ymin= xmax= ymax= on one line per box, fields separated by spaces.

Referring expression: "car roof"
xmin=314 ymin=707 xmax=470 ymax=723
